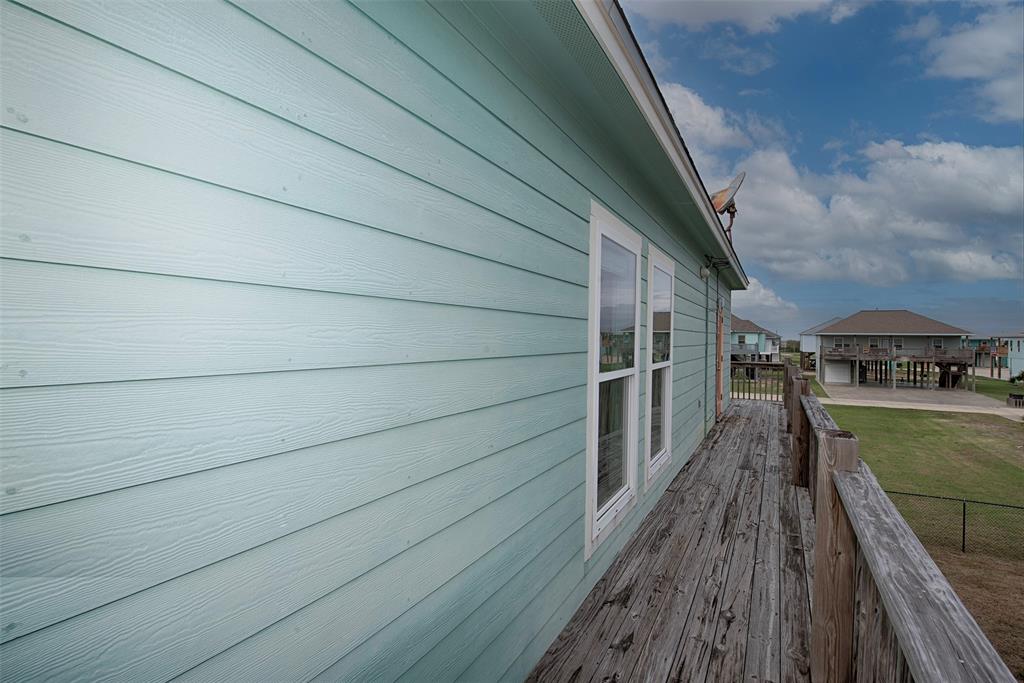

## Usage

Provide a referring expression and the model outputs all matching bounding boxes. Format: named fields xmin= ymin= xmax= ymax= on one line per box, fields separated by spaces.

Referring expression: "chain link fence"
xmin=885 ymin=490 xmax=1024 ymax=560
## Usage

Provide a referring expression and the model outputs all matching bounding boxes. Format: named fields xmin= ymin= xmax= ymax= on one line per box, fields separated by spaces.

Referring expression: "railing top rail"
xmin=799 ymin=394 xmax=838 ymax=432
xmin=833 ymin=463 xmax=1014 ymax=683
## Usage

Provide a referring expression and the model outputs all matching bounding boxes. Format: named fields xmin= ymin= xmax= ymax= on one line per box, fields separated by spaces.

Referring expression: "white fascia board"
xmin=573 ymin=0 xmax=748 ymax=289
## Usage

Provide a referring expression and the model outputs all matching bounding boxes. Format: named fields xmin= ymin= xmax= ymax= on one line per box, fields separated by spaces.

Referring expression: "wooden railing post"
xmin=789 ymin=378 xmax=810 ymax=486
xmin=811 ymin=429 xmax=859 ymax=683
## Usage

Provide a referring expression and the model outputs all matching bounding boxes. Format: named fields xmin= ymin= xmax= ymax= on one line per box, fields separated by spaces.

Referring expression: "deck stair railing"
xmin=781 ymin=360 xmax=1013 ymax=682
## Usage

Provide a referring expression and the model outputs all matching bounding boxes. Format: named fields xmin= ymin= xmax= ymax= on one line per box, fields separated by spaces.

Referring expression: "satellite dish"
xmin=710 ymin=171 xmax=745 ymax=240
xmin=711 ymin=171 xmax=745 ymax=214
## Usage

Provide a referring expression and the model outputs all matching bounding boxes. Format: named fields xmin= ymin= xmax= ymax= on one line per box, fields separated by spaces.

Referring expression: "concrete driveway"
xmin=819 ymin=382 xmax=1024 ymax=422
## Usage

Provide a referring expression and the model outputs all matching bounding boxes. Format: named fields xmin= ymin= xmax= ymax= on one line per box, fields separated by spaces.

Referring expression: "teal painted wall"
xmin=731 ymin=329 xmax=766 ymax=353
xmin=0 ymin=1 xmax=734 ymax=680
xmin=1007 ymin=337 xmax=1024 ymax=375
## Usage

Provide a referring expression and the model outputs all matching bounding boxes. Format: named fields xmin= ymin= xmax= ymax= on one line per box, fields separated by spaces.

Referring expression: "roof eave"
xmin=573 ymin=0 xmax=748 ymax=290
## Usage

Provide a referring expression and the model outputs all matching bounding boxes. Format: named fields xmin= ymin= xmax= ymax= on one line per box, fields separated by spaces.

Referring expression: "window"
xmin=586 ymin=202 xmax=642 ymax=557
xmin=833 ymin=336 xmax=845 ymax=349
xmin=892 ymin=337 xmax=902 ymax=350
xmin=932 ymin=338 xmax=943 ymax=349
xmin=646 ymin=246 xmax=674 ymax=486
xmin=868 ymin=337 xmax=878 ymax=348
xmin=737 ymin=334 xmax=746 ymax=344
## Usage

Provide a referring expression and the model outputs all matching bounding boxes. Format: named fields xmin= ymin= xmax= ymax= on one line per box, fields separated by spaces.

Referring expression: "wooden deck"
xmin=528 ymin=401 xmax=814 ymax=682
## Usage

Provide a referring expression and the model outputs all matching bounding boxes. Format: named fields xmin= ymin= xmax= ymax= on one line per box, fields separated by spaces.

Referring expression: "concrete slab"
xmin=817 ymin=383 xmax=1024 ymax=422
xmin=822 ymin=383 xmax=1004 ymax=408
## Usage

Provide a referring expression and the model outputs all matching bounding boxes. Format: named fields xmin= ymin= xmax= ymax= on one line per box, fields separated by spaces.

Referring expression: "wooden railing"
xmin=781 ymin=360 xmax=1013 ymax=682
xmin=821 ymin=345 xmax=974 ymax=362
xmin=730 ymin=361 xmax=784 ymax=401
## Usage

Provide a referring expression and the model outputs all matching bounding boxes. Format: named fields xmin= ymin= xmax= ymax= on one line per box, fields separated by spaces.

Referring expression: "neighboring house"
xmin=967 ymin=335 xmax=1011 ymax=371
xmin=813 ymin=310 xmax=972 ymax=388
xmin=730 ymin=314 xmax=780 ymax=361
xmin=1005 ymin=334 xmax=1024 ymax=376
xmin=799 ymin=317 xmax=842 ymax=369
xmin=0 ymin=2 xmax=748 ymax=681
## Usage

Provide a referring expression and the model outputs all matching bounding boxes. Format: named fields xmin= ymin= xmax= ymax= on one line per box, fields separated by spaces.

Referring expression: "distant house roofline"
xmin=800 ymin=317 xmax=844 ymax=336
xmin=731 ymin=314 xmax=778 ymax=338
xmin=816 ymin=309 xmax=971 ymax=336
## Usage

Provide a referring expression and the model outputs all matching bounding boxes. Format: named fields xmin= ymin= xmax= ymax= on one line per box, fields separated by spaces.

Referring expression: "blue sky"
xmin=622 ymin=0 xmax=1024 ymax=338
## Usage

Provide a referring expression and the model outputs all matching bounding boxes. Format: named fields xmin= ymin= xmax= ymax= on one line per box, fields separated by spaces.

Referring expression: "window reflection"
xmin=599 ymin=236 xmax=636 ymax=372
xmin=652 ymin=267 xmax=672 ymax=363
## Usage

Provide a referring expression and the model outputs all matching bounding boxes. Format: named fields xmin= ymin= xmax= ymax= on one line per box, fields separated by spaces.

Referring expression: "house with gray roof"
xmin=730 ymin=314 xmax=781 ymax=362
xmin=810 ymin=309 xmax=973 ymax=389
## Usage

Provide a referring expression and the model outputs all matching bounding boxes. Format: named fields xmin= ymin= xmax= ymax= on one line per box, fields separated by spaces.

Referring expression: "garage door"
xmin=824 ymin=360 xmax=851 ymax=384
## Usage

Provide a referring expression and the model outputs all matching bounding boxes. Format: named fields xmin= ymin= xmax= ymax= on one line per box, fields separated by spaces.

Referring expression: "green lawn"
xmin=973 ymin=376 xmax=1020 ymax=403
xmin=827 ymin=406 xmax=1024 ymax=559
xmin=807 ymin=375 xmax=828 ymax=398
xmin=826 ymin=405 xmax=1024 ymax=505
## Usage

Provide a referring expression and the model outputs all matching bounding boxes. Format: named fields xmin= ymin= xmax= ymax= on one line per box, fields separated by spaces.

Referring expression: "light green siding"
xmin=0 ymin=1 xmax=736 ymax=680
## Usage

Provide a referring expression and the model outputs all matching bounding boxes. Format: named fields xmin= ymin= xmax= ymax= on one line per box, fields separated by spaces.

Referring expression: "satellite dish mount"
xmin=710 ymin=171 xmax=745 ymax=241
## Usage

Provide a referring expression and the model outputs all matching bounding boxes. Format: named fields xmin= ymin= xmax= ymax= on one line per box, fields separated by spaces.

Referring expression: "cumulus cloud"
xmin=727 ymin=140 xmax=1024 ymax=285
xmin=895 ymin=13 xmax=941 ymax=42
xmin=910 ymin=247 xmax=1022 ymax=281
xmin=640 ymin=39 xmax=671 ymax=77
xmin=702 ymin=35 xmax=777 ymax=75
xmin=919 ymin=5 xmax=1024 ymax=122
xmin=733 ymin=277 xmax=799 ymax=323
xmin=623 ymin=0 xmax=843 ymax=34
xmin=660 ymin=83 xmax=751 ymax=174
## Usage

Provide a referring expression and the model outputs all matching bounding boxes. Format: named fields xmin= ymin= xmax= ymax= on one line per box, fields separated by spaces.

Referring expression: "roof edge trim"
xmin=573 ymin=0 xmax=748 ymax=289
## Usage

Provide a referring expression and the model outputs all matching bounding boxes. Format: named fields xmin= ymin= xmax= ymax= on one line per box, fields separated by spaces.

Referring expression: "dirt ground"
xmin=930 ymin=547 xmax=1024 ymax=680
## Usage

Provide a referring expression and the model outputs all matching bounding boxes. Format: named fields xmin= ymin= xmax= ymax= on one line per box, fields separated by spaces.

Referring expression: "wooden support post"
xmin=811 ymin=429 xmax=860 ymax=683
xmin=790 ymin=378 xmax=811 ymax=486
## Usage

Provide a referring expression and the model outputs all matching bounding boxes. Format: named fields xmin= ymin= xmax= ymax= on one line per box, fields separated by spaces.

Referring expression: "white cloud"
xmin=623 ymin=0 xmax=842 ymax=34
xmin=702 ymin=36 xmax=777 ymax=75
xmin=733 ymin=277 xmax=799 ymax=323
xmin=644 ymin=64 xmax=1022 ymax=288
xmin=895 ymin=13 xmax=941 ymax=41
xmin=911 ymin=247 xmax=1022 ymax=281
xmin=639 ymin=39 xmax=671 ymax=76
xmin=726 ymin=139 xmax=1024 ymax=285
xmin=921 ymin=5 xmax=1024 ymax=122
xmin=660 ymin=82 xmax=750 ymax=175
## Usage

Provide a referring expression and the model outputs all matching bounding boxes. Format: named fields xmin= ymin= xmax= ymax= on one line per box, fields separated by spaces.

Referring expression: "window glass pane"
xmin=652 ymin=267 xmax=672 ymax=363
xmin=597 ymin=377 xmax=627 ymax=510
xmin=600 ymin=236 xmax=636 ymax=372
xmin=650 ymin=367 xmax=666 ymax=456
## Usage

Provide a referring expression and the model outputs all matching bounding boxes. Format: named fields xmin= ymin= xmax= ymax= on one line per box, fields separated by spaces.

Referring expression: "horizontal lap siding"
xmin=0 ymin=1 xmax=725 ymax=681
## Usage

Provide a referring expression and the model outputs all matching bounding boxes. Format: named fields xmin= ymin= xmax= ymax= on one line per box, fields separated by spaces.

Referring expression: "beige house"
xmin=812 ymin=310 xmax=972 ymax=388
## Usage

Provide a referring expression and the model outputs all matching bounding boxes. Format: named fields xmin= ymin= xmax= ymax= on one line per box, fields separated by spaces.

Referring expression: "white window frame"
xmin=737 ymin=334 xmax=746 ymax=344
xmin=585 ymin=201 xmax=642 ymax=559
xmin=932 ymin=337 xmax=944 ymax=349
xmin=833 ymin=336 xmax=845 ymax=349
xmin=868 ymin=337 xmax=879 ymax=349
xmin=892 ymin=337 xmax=903 ymax=350
xmin=645 ymin=245 xmax=674 ymax=488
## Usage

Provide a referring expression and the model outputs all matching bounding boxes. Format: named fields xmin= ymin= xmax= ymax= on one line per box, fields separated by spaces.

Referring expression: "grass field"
xmin=826 ymin=405 xmax=1024 ymax=504
xmin=807 ymin=375 xmax=828 ymax=398
xmin=974 ymin=375 xmax=1021 ymax=403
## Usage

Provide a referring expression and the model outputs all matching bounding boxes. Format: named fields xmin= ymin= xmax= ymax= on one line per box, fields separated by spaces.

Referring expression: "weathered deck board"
xmin=527 ymin=401 xmax=812 ymax=682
